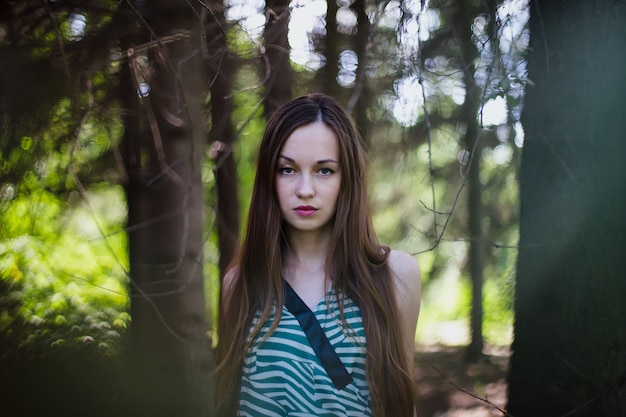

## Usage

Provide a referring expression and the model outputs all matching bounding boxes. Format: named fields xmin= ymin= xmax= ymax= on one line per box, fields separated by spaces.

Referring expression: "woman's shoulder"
xmin=387 ymin=249 xmax=421 ymax=367
xmin=387 ymin=249 xmax=420 ymax=288
xmin=387 ymin=249 xmax=421 ymax=316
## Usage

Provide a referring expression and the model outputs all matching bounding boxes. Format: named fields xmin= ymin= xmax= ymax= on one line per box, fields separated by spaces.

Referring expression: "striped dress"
xmin=238 ymin=290 xmax=372 ymax=417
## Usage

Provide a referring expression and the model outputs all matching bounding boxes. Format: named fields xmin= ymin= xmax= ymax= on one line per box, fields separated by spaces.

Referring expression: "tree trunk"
xmin=204 ymin=0 xmax=240 ymax=279
xmin=464 ymin=128 xmax=485 ymax=362
xmin=507 ymin=1 xmax=626 ymax=416
xmin=348 ymin=0 xmax=371 ymax=142
xmin=263 ymin=0 xmax=293 ymax=116
xmin=452 ymin=0 xmax=485 ymax=361
xmin=313 ymin=0 xmax=340 ymax=97
xmin=120 ymin=1 xmax=213 ymax=416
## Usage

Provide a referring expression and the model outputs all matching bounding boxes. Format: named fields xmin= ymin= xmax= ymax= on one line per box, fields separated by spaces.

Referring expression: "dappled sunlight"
xmin=418 ymin=319 xmax=470 ymax=347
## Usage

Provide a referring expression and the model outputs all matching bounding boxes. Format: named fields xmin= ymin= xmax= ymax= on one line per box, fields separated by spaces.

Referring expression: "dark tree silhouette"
xmin=262 ymin=0 xmax=293 ymax=115
xmin=507 ymin=1 xmax=626 ymax=416
xmin=312 ymin=0 xmax=341 ymax=98
xmin=119 ymin=1 xmax=213 ymax=416
xmin=347 ymin=0 xmax=371 ymax=140
xmin=204 ymin=0 xmax=240 ymax=279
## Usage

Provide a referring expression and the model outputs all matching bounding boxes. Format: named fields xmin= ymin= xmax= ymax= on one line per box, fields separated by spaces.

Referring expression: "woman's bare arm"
xmin=388 ymin=250 xmax=422 ymax=373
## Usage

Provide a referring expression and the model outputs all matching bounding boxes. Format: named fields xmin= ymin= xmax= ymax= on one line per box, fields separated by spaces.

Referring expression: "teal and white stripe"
xmin=238 ymin=291 xmax=371 ymax=417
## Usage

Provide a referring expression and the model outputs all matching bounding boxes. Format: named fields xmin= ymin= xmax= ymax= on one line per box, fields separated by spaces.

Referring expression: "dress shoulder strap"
xmin=283 ymin=281 xmax=354 ymax=390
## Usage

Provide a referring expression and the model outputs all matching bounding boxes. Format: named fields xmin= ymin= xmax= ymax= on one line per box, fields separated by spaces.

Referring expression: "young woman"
xmin=216 ymin=93 xmax=421 ymax=417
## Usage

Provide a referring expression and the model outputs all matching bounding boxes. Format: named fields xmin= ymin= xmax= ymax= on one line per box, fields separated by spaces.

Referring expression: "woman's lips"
xmin=295 ymin=206 xmax=317 ymax=217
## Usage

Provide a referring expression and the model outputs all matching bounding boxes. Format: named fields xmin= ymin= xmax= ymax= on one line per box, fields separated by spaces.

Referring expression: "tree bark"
xmin=451 ymin=0 xmax=485 ymax=361
xmin=120 ymin=1 xmax=213 ymax=416
xmin=313 ymin=0 xmax=340 ymax=98
xmin=348 ymin=0 xmax=371 ymax=142
xmin=263 ymin=0 xmax=293 ymax=116
xmin=507 ymin=1 xmax=626 ymax=416
xmin=204 ymin=0 xmax=240 ymax=279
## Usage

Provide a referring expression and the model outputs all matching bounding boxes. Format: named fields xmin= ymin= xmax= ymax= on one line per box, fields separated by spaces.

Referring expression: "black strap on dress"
xmin=283 ymin=281 xmax=354 ymax=390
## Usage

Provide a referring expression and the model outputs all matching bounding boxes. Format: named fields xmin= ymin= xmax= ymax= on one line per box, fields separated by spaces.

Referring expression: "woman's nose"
xmin=296 ymin=174 xmax=315 ymax=198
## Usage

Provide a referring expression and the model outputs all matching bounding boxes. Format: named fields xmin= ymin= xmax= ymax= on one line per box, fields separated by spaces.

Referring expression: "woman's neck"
xmin=282 ymin=227 xmax=333 ymax=308
xmin=283 ymin=226 xmax=332 ymax=265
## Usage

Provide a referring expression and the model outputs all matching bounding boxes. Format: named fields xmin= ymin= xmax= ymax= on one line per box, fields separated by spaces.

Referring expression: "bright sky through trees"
xmin=226 ymin=0 xmax=526 ymax=129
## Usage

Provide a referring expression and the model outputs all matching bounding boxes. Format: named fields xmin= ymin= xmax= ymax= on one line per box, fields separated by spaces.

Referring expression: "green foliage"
xmin=368 ymin=116 xmax=519 ymax=346
xmin=483 ymin=272 xmax=514 ymax=344
xmin=231 ymin=65 xmax=266 ymax=228
xmin=416 ymin=244 xmax=472 ymax=346
xmin=370 ymin=123 xmax=465 ymax=257
xmin=0 ymin=186 xmax=129 ymax=359
xmin=227 ymin=24 xmax=261 ymax=60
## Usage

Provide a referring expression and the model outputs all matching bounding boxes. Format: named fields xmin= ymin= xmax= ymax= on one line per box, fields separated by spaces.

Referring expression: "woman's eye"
xmin=319 ymin=167 xmax=334 ymax=175
xmin=278 ymin=167 xmax=294 ymax=175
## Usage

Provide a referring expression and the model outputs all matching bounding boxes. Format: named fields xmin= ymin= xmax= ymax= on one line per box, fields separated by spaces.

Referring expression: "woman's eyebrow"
xmin=278 ymin=155 xmax=338 ymax=164
xmin=278 ymin=155 xmax=295 ymax=163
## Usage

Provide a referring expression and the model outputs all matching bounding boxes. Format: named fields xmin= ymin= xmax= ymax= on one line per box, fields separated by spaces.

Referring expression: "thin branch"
xmin=71 ymin=171 xmax=190 ymax=343
xmin=426 ymin=359 xmax=514 ymax=417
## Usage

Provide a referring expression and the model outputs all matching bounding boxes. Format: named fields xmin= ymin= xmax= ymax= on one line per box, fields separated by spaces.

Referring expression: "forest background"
xmin=1 ymin=0 xmax=625 ymax=416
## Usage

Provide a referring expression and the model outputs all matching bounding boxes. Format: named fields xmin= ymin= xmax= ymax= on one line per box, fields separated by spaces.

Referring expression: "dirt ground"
xmin=414 ymin=345 xmax=510 ymax=417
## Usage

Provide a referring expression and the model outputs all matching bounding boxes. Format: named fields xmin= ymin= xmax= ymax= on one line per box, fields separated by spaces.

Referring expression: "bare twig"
xmin=426 ymin=359 xmax=514 ymax=416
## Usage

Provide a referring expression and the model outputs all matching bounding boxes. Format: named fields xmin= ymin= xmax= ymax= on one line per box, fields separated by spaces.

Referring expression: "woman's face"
xmin=275 ymin=121 xmax=342 ymax=236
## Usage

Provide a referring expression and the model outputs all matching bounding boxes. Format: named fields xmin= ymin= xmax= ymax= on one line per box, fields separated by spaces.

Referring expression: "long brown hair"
xmin=216 ymin=93 xmax=415 ymax=416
